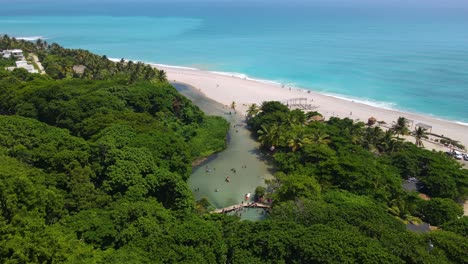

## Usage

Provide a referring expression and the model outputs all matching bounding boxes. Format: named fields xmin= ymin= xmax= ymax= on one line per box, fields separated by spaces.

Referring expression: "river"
xmin=173 ymin=82 xmax=274 ymax=220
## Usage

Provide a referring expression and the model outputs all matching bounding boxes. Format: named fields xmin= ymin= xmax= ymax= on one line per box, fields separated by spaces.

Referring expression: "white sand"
xmin=157 ymin=65 xmax=468 ymax=151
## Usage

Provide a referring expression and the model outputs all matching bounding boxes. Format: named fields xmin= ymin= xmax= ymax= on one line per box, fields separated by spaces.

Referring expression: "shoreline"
xmin=111 ymin=58 xmax=468 ymax=125
xmin=109 ymin=58 xmax=468 ymax=149
xmin=159 ymin=65 xmax=468 ymax=150
xmin=151 ymin=62 xmax=468 ymax=128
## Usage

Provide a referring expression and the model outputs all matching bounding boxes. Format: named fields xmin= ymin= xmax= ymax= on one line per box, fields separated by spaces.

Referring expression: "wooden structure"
xmin=282 ymin=98 xmax=317 ymax=110
xmin=309 ymin=115 xmax=324 ymax=122
xmin=368 ymin=116 xmax=377 ymax=126
xmin=212 ymin=202 xmax=271 ymax=214
xmin=415 ymin=123 xmax=432 ymax=133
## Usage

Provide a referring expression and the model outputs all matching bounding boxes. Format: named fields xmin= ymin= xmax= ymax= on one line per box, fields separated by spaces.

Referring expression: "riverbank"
xmin=157 ymin=64 xmax=468 ymax=151
xmin=173 ymin=83 xmax=274 ymax=217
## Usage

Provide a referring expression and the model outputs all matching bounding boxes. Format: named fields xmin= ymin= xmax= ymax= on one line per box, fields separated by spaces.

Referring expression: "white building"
xmin=5 ymin=60 xmax=38 ymax=73
xmin=1 ymin=49 xmax=24 ymax=59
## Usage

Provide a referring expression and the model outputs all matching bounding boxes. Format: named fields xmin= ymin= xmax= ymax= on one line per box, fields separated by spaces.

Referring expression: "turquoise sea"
xmin=1 ymin=0 xmax=468 ymax=123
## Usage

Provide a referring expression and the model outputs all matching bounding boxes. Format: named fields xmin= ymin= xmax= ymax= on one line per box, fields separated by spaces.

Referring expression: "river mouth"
xmin=173 ymin=82 xmax=274 ymax=220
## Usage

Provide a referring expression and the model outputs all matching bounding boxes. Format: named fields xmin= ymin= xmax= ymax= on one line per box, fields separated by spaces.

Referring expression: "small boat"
xmin=245 ymin=192 xmax=251 ymax=201
xmin=225 ymin=176 xmax=231 ymax=182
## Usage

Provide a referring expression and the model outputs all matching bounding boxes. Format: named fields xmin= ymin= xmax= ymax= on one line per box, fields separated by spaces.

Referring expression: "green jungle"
xmin=0 ymin=36 xmax=467 ymax=263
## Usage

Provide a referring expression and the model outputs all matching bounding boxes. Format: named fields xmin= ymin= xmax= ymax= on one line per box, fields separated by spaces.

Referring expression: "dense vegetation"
xmin=246 ymin=101 xmax=467 ymax=263
xmin=1 ymin=36 xmax=467 ymax=263
xmin=0 ymin=34 xmax=166 ymax=82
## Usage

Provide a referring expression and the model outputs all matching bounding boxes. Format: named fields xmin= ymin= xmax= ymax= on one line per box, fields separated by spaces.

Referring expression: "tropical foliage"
xmin=414 ymin=126 xmax=429 ymax=147
xmin=392 ymin=116 xmax=410 ymax=137
xmin=246 ymin=101 xmax=467 ymax=263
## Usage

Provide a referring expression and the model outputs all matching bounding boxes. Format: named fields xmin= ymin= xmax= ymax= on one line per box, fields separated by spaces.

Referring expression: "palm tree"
xmin=391 ymin=117 xmax=410 ymax=138
xmin=414 ymin=126 xmax=428 ymax=147
xmin=286 ymin=115 xmax=300 ymax=126
xmin=361 ymin=126 xmax=384 ymax=151
xmin=341 ymin=121 xmax=364 ymax=145
xmin=246 ymin=103 xmax=259 ymax=119
xmin=310 ymin=131 xmax=331 ymax=145
xmin=35 ymin=38 xmax=43 ymax=49
xmin=257 ymin=124 xmax=283 ymax=151
xmin=287 ymin=126 xmax=311 ymax=152
xmin=157 ymin=69 xmax=167 ymax=82
xmin=287 ymin=135 xmax=311 ymax=152
xmin=257 ymin=125 xmax=271 ymax=148
xmin=376 ymin=130 xmax=400 ymax=153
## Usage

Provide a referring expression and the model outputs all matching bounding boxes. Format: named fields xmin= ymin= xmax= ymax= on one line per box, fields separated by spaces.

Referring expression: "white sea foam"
xmin=210 ymin=70 xmax=284 ymax=86
xmin=456 ymin=121 xmax=468 ymax=127
xmin=211 ymin=71 xmax=249 ymax=79
xmin=153 ymin=63 xmax=199 ymax=71
xmin=15 ymin=36 xmax=47 ymax=41
xmin=108 ymin=58 xmax=123 ymax=62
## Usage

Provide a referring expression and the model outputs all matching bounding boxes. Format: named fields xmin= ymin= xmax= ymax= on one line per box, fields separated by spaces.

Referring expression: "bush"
xmin=417 ymin=198 xmax=463 ymax=226
xmin=255 ymin=186 xmax=266 ymax=201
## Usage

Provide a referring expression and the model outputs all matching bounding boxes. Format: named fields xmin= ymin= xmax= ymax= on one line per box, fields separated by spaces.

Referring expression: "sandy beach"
xmin=156 ymin=64 xmax=468 ymax=151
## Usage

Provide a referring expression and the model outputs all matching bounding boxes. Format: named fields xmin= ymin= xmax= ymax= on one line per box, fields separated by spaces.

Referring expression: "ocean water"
xmin=1 ymin=1 xmax=467 ymax=122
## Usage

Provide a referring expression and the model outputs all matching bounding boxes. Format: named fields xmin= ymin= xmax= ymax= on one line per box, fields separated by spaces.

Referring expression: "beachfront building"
xmin=1 ymin=49 xmax=24 ymax=59
xmin=6 ymin=60 xmax=38 ymax=73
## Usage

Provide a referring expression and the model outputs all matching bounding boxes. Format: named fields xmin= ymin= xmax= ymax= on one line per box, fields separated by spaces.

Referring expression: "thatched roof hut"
xmin=309 ymin=115 xmax=325 ymax=122
xmin=367 ymin=116 xmax=377 ymax=126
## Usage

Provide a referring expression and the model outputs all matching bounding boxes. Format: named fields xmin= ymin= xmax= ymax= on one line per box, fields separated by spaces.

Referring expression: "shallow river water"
xmin=173 ymin=82 xmax=273 ymax=220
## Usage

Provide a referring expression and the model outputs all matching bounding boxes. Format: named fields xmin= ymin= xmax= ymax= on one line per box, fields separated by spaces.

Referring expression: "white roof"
xmin=9 ymin=60 xmax=38 ymax=73
xmin=16 ymin=60 xmax=28 ymax=67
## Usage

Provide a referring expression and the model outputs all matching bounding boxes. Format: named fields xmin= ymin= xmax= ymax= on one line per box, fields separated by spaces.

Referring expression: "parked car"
xmin=454 ymin=153 xmax=463 ymax=160
xmin=464 ymin=154 xmax=468 ymax=161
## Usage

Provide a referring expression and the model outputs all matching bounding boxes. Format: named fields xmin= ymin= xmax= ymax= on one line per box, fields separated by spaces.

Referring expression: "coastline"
xmin=108 ymin=58 xmax=468 ymax=150
xmin=154 ymin=63 xmax=468 ymax=150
